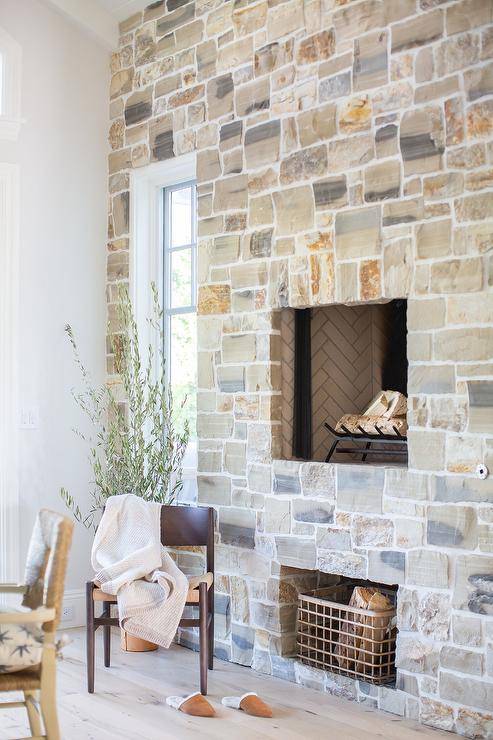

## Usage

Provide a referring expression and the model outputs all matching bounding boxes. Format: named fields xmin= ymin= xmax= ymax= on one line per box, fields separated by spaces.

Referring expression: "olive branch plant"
xmin=61 ymin=283 xmax=190 ymax=531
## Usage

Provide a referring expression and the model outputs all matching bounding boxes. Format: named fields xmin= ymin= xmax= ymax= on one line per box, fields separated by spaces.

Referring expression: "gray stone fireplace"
xmin=108 ymin=0 xmax=493 ymax=734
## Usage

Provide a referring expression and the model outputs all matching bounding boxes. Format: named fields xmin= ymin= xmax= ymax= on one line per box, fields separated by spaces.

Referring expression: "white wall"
xmin=0 ymin=0 xmax=108 ymax=595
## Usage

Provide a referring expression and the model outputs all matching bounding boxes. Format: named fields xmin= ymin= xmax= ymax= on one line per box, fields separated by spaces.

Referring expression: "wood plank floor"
xmin=0 ymin=628 xmax=454 ymax=740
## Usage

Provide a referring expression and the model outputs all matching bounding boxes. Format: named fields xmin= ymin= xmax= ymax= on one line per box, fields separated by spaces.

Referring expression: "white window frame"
xmin=0 ymin=26 xmax=23 ymax=141
xmin=0 ymin=162 xmax=20 ymax=589
xmin=131 ymin=153 xmax=197 ymax=487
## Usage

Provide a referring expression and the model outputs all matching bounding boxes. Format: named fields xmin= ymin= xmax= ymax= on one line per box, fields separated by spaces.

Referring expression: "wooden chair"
xmin=86 ymin=505 xmax=214 ymax=695
xmin=0 ymin=509 xmax=74 ymax=740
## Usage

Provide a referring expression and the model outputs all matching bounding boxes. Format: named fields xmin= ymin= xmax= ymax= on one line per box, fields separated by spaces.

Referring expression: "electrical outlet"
xmin=61 ymin=604 xmax=75 ymax=622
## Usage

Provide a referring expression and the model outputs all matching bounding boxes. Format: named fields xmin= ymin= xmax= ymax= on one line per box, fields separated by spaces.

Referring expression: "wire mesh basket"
xmin=297 ymin=582 xmax=397 ymax=685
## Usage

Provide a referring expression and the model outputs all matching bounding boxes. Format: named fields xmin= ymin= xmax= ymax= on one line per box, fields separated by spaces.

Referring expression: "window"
xmin=0 ymin=27 xmax=22 ymax=141
xmin=162 ymin=181 xmax=197 ymax=476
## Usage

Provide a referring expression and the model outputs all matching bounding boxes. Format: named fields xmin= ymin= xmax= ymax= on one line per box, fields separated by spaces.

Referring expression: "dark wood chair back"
xmin=160 ymin=505 xmax=214 ymax=574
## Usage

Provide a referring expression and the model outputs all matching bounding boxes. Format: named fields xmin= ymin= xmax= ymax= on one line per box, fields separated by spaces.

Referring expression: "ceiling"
xmin=44 ymin=0 xmax=151 ymax=50
xmin=96 ymin=0 xmax=150 ymax=22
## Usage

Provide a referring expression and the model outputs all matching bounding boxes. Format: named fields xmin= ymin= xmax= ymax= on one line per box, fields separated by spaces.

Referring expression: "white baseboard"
xmin=60 ymin=588 xmax=86 ymax=629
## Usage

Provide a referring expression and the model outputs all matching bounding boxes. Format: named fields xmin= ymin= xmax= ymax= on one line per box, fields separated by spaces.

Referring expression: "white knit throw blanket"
xmin=91 ymin=494 xmax=189 ymax=648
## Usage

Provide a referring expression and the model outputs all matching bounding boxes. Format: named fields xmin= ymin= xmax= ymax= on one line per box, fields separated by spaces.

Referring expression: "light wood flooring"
xmin=0 ymin=628 xmax=455 ymax=740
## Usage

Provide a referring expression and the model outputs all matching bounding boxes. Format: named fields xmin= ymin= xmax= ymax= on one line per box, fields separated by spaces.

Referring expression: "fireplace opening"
xmin=280 ymin=300 xmax=408 ymax=464
xmin=297 ymin=578 xmax=398 ymax=686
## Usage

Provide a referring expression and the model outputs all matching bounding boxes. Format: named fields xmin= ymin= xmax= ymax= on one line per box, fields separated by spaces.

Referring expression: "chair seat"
xmin=92 ymin=572 xmax=214 ymax=605
xmin=0 ymin=665 xmax=40 ymax=692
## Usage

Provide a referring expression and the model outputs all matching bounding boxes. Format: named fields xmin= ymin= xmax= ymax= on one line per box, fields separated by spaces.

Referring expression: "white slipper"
xmin=166 ymin=691 xmax=215 ymax=717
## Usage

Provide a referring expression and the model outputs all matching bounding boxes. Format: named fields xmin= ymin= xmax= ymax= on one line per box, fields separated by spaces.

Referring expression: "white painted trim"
xmin=0 ymin=163 xmax=20 ymax=586
xmin=0 ymin=26 xmax=23 ymax=141
xmin=42 ymin=0 xmax=119 ymax=50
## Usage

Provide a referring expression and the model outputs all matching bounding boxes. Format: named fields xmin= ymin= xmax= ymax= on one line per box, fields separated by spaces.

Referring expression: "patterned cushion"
xmin=0 ymin=610 xmax=43 ymax=673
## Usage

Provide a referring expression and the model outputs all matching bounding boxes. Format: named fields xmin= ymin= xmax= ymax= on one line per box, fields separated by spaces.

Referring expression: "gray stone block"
xmin=292 ymin=499 xmax=334 ymax=524
xmin=368 ymin=550 xmax=405 ymax=585
xmin=275 ymin=536 xmax=317 ymax=569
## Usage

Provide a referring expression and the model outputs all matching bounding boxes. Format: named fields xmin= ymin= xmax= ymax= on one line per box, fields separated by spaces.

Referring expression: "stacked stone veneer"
xmin=106 ymin=0 xmax=493 ymax=735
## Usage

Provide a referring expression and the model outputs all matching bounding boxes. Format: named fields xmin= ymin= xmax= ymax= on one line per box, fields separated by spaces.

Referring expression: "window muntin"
xmin=162 ymin=181 xmax=197 ymax=468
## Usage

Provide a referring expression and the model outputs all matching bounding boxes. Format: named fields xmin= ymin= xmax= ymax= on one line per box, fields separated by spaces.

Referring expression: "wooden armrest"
xmin=0 ymin=583 xmax=27 ymax=594
xmin=0 ymin=607 xmax=56 ymax=625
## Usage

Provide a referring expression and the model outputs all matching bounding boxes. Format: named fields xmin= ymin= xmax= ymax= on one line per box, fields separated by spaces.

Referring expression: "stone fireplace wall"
xmin=106 ymin=0 xmax=493 ymax=735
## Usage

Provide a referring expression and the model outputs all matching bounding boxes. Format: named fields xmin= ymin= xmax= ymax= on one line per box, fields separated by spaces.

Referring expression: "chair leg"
xmin=103 ymin=602 xmax=111 ymax=668
xmin=208 ymin=588 xmax=214 ymax=670
xmin=40 ymin=644 xmax=60 ymax=740
xmin=24 ymin=690 xmax=42 ymax=737
xmin=86 ymin=581 xmax=95 ymax=694
xmin=199 ymin=581 xmax=208 ymax=695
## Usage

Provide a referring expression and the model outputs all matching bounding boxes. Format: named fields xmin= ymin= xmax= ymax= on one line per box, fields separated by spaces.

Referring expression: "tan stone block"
xmin=467 ymin=99 xmax=493 ymax=140
xmin=333 ymin=0 xmax=383 ymax=42
xmin=430 ymin=257 xmax=482 ymax=293
xmin=448 ymin=293 xmax=493 ymax=324
xmin=375 ymin=123 xmax=398 ymax=158
xmin=359 ymin=259 xmax=381 ymax=300
xmin=245 ymin=121 xmax=280 ymax=169
xmin=222 ymin=334 xmax=256 ymax=363
xmin=392 ymin=9 xmax=443 ymax=52
xmin=408 ymin=429 xmax=446 ymax=471
xmin=400 ymin=106 xmax=444 ymax=175
xmin=273 ymin=186 xmax=314 ymax=236
xmin=336 ymin=262 xmax=358 ymax=303
xmin=236 ymin=78 xmax=269 ymax=118
xmin=298 ymin=104 xmax=337 ymax=147
xmin=455 ymin=192 xmax=493 ymax=221
xmin=267 ymin=0 xmax=303 ymax=42
xmin=310 ymin=251 xmax=335 ymax=305
xmin=197 ymin=149 xmax=221 ymax=183
xmin=255 ymin=38 xmax=294 ymax=76
xmin=296 ymin=29 xmax=335 ymax=65
xmin=415 ymin=46 xmax=434 ymax=83
xmin=408 ymin=364 xmax=455 ymax=394
xmin=354 ymin=30 xmax=388 ymax=91
xmin=446 ymin=0 xmax=493 ymax=35
xmin=408 ymin=333 xmax=431 ymax=361
xmin=232 ymin=1 xmax=267 ymax=36
xmin=207 ymin=73 xmax=234 ymax=119
xmin=327 ymin=134 xmax=374 ymax=173
xmin=447 ymin=143 xmax=486 ymax=169
xmin=373 ymin=81 xmax=414 ymax=116
xmin=383 ymin=238 xmax=412 ymax=298
xmin=408 ymin=298 xmax=445 ymax=330
xmin=335 ymin=206 xmax=380 ymax=259
xmin=149 ymin=115 xmax=174 ymax=162
xmin=415 ymin=75 xmax=460 ymax=105
xmin=416 ymin=220 xmax=451 ymax=259
xmin=423 ymin=173 xmax=464 ymax=200
xmin=434 ymin=327 xmax=493 ymax=361
xmin=214 ymin=174 xmax=247 ymax=212
xmin=280 ymin=145 xmax=327 ymax=186
xmin=446 ymin=435 xmax=483 ymax=474
xmin=407 ymin=548 xmax=449 ymax=588
xmin=465 ymin=167 xmax=493 ymax=191
xmin=110 ymin=68 xmax=133 ymax=99
xmin=391 ymin=53 xmax=413 ymax=81
xmin=198 ymin=284 xmax=231 ymax=315
xmin=364 ymin=160 xmax=400 ymax=202
xmin=211 ymin=235 xmax=240 ymax=265
xmin=339 ymin=96 xmax=372 ymax=134
xmin=429 ymin=397 xmax=467 ymax=432
xmin=435 ymin=33 xmax=479 ymax=79
xmin=231 ymin=262 xmax=267 ymax=289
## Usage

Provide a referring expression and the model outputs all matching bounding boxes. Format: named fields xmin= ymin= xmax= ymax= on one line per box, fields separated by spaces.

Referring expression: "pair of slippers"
xmin=166 ymin=691 xmax=272 ymax=718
